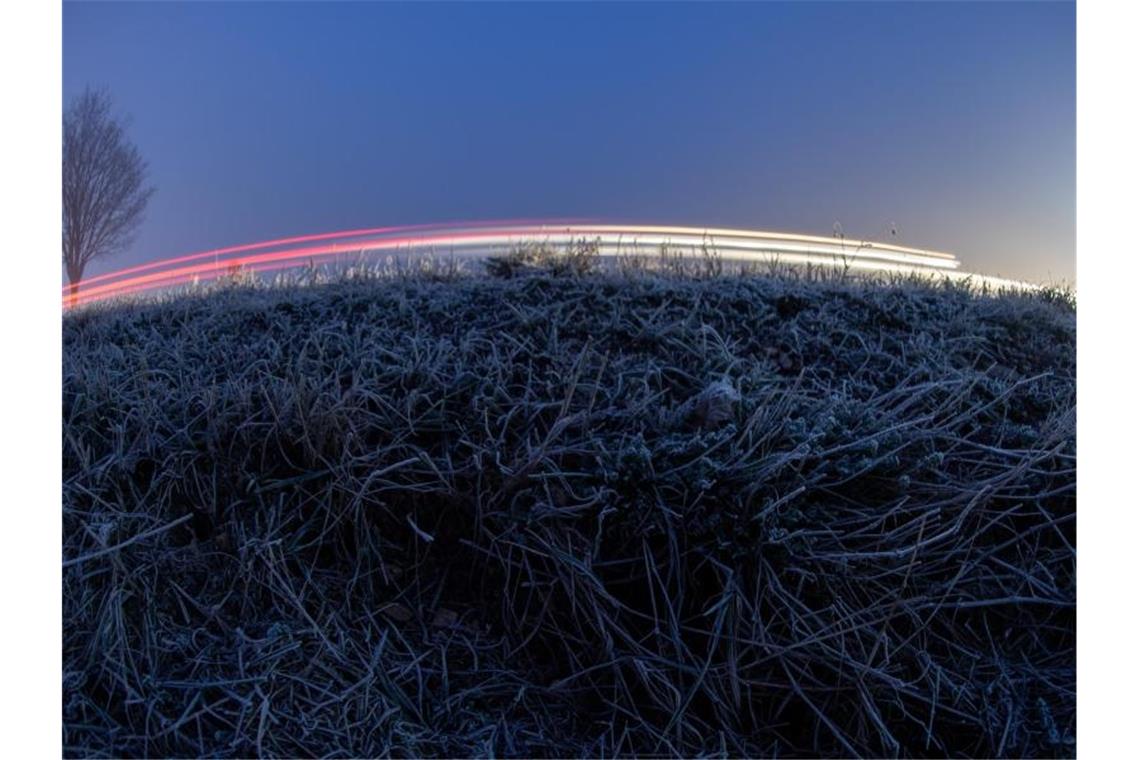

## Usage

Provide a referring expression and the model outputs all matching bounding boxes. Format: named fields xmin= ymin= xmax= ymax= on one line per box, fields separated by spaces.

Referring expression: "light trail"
xmin=63 ymin=221 xmax=1033 ymax=308
xmin=64 ymin=218 xmax=590 ymax=292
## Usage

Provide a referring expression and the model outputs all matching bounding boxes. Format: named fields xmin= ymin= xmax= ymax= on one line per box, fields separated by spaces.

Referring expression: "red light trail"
xmin=63 ymin=220 xmax=1031 ymax=308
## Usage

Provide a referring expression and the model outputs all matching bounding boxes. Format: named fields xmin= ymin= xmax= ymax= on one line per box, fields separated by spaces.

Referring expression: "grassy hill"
xmin=62 ymin=266 xmax=1075 ymax=757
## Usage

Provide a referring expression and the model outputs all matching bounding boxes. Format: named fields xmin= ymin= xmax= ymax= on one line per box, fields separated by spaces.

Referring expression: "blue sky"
xmin=64 ymin=1 xmax=1075 ymax=282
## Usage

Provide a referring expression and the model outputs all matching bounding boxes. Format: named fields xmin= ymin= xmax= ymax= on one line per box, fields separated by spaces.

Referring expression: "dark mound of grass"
xmin=63 ymin=270 xmax=1075 ymax=757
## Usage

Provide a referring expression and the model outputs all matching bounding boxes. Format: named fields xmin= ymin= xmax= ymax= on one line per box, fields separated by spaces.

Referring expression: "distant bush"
xmin=486 ymin=237 xmax=600 ymax=278
xmin=63 ymin=271 xmax=1075 ymax=757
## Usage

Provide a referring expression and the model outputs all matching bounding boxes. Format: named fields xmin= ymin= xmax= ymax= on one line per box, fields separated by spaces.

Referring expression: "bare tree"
xmin=63 ymin=87 xmax=154 ymax=303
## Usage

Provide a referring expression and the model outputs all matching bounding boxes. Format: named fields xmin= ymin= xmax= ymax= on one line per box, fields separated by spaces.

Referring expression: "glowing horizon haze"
xmin=63 ymin=1 xmax=1075 ymax=284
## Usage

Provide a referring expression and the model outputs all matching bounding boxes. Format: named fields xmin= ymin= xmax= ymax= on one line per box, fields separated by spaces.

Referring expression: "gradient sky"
xmin=63 ymin=1 xmax=1075 ymax=283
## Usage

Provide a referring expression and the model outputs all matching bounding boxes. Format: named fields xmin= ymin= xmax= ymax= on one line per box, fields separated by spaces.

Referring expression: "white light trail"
xmin=64 ymin=221 xmax=1035 ymax=308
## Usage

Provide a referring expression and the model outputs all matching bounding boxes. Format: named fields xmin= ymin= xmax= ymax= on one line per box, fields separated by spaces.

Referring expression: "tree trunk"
xmin=66 ymin=272 xmax=81 ymax=309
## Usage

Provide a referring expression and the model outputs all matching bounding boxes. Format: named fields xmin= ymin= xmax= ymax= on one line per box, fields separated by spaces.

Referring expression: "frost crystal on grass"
xmin=63 ymin=270 xmax=1075 ymax=758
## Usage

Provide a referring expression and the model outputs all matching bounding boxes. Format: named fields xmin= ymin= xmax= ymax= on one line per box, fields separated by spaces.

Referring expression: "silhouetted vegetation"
xmin=63 ymin=87 xmax=154 ymax=303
